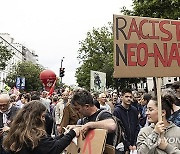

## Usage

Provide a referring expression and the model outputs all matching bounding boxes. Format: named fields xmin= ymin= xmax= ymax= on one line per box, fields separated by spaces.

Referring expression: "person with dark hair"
xmin=112 ymin=92 xmax=121 ymax=107
xmin=21 ymin=93 xmax=31 ymax=107
xmin=69 ymin=89 xmax=116 ymax=146
xmin=162 ymin=89 xmax=180 ymax=127
xmin=92 ymin=92 xmax=100 ymax=109
xmin=93 ymin=99 xmax=100 ymax=109
xmin=14 ymin=93 xmax=23 ymax=108
xmin=171 ymin=81 xmax=180 ymax=106
xmin=137 ymin=95 xmax=180 ymax=153
xmin=131 ymin=91 xmax=143 ymax=120
xmin=113 ymin=88 xmax=140 ymax=153
xmin=3 ymin=100 xmax=80 ymax=154
xmin=139 ymin=93 xmax=152 ymax=128
xmin=31 ymin=91 xmax=40 ymax=101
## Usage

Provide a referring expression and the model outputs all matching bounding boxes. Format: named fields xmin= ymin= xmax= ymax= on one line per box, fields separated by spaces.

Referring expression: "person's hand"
xmin=73 ymin=127 xmax=81 ymax=137
xmin=129 ymin=145 xmax=133 ymax=150
xmin=3 ymin=126 xmax=10 ymax=132
xmin=66 ymin=125 xmax=76 ymax=130
xmin=80 ymin=122 xmax=93 ymax=139
xmin=158 ymin=137 xmax=168 ymax=150
xmin=57 ymin=125 xmax=62 ymax=134
xmin=154 ymin=121 xmax=165 ymax=134
xmin=132 ymin=145 xmax=136 ymax=151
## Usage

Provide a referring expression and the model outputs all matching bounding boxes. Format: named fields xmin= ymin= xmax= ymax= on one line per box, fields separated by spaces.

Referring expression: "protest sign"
xmin=66 ymin=129 xmax=107 ymax=154
xmin=113 ymin=15 xmax=180 ymax=78
xmin=90 ymin=70 xmax=106 ymax=93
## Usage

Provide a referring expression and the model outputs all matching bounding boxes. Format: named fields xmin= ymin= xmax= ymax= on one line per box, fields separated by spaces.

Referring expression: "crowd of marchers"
xmin=0 ymin=81 xmax=180 ymax=154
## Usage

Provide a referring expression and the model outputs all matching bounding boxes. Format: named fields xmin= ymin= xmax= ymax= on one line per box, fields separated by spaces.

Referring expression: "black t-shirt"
xmin=82 ymin=109 xmax=115 ymax=145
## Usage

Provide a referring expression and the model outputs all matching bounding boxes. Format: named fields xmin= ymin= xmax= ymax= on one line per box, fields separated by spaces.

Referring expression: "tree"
xmin=76 ymin=24 xmax=141 ymax=91
xmin=121 ymin=0 xmax=180 ymax=20
xmin=5 ymin=61 xmax=44 ymax=92
xmin=76 ymin=24 xmax=114 ymax=90
xmin=0 ymin=41 xmax=14 ymax=70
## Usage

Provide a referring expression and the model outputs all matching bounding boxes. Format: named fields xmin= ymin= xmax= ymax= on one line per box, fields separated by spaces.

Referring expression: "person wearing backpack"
xmin=67 ymin=89 xmax=117 ymax=146
xmin=113 ymin=88 xmax=140 ymax=153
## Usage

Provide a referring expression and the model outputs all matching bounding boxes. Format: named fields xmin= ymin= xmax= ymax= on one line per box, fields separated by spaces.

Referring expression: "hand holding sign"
xmin=73 ymin=127 xmax=81 ymax=137
xmin=80 ymin=122 xmax=93 ymax=139
xmin=66 ymin=129 xmax=107 ymax=154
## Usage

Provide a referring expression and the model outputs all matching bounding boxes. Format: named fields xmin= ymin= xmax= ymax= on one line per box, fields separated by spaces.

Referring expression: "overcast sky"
xmin=0 ymin=0 xmax=132 ymax=86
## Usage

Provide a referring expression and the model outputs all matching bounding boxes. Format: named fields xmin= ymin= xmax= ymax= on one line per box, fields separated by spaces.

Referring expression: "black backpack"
xmin=95 ymin=110 xmax=126 ymax=149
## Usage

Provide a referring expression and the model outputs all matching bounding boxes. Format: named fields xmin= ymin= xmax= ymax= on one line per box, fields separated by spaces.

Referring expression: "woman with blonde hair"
xmin=3 ymin=100 xmax=80 ymax=154
xmin=137 ymin=94 xmax=180 ymax=153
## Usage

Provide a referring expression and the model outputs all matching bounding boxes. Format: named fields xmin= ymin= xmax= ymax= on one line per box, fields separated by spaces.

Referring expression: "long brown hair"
xmin=3 ymin=100 xmax=47 ymax=152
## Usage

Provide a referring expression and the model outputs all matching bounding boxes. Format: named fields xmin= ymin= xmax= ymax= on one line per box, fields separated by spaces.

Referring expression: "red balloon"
xmin=40 ymin=70 xmax=56 ymax=91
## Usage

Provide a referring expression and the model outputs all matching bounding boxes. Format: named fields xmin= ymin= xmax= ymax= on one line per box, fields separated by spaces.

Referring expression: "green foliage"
xmin=5 ymin=61 xmax=44 ymax=92
xmin=76 ymin=24 xmax=114 ymax=90
xmin=76 ymin=23 xmax=141 ymax=91
xmin=0 ymin=41 xmax=14 ymax=70
xmin=121 ymin=0 xmax=180 ymax=19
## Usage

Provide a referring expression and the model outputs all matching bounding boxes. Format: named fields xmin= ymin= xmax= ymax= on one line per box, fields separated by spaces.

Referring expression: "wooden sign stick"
xmin=156 ymin=77 xmax=162 ymax=121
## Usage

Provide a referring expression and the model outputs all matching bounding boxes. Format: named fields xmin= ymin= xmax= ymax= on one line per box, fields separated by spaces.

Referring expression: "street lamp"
xmin=61 ymin=57 xmax=64 ymax=68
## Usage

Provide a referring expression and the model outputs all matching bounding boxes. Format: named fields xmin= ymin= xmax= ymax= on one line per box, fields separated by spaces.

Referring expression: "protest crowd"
xmin=0 ymin=80 xmax=180 ymax=154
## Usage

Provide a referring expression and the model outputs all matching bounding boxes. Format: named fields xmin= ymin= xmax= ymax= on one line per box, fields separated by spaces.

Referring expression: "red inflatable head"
xmin=40 ymin=70 xmax=56 ymax=91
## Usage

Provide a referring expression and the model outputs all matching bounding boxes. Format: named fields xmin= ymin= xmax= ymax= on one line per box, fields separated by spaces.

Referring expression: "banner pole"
xmin=156 ymin=77 xmax=162 ymax=122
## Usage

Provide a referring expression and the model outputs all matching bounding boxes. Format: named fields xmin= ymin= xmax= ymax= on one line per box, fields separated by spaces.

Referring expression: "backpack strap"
xmin=95 ymin=109 xmax=110 ymax=121
xmin=95 ymin=110 xmax=118 ymax=146
xmin=95 ymin=110 xmax=126 ymax=147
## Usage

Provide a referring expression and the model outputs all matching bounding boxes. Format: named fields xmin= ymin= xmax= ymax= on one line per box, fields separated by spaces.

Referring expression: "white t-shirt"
xmin=100 ymin=103 xmax=111 ymax=113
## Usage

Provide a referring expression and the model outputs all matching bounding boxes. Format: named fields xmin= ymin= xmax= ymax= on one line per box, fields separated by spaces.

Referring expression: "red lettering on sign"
xmin=127 ymin=18 xmax=141 ymax=40
xmin=139 ymin=19 xmax=149 ymax=39
xmin=149 ymin=20 xmax=159 ymax=39
xmin=154 ymin=43 xmax=168 ymax=67
xmin=82 ymin=130 xmax=95 ymax=154
xmin=127 ymin=43 xmax=137 ymax=66
xmin=171 ymin=21 xmax=180 ymax=41
xmin=167 ymin=43 xmax=180 ymax=66
xmin=137 ymin=43 xmax=148 ymax=66
xmin=163 ymin=43 xmax=168 ymax=64
xmin=160 ymin=20 xmax=172 ymax=41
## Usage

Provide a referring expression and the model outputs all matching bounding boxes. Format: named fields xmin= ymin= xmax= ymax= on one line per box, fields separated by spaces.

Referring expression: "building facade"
xmin=0 ymin=33 xmax=38 ymax=91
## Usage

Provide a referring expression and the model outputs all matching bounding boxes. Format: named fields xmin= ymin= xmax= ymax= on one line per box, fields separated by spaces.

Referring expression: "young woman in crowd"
xmin=3 ymin=100 xmax=80 ymax=154
xmin=21 ymin=93 xmax=31 ymax=107
xmin=162 ymin=89 xmax=180 ymax=127
xmin=137 ymin=94 xmax=180 ymax=153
